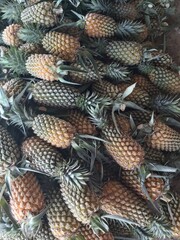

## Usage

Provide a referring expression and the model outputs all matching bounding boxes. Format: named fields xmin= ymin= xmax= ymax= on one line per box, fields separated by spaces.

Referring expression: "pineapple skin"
xmin=32 ymin=81 xmax=81 ymax=108
xmin=21 ymin=2 xmax=58 ymax=27
xmin=102 ymin=124 xmax=144 ymax=170
xmin=2 ymin=78 xmax=26 ymax=98
xmin=42 ymin=32 xmax=80 ymax=62
xmin=146 ymin=120 xmax=180 ymax=151
xmin=35 ymin=222 xmax=58 ymax=240
xmin=19 ymin=43 xmax=43 ymax=54
xmin=76 ymin=224 xmax=114 ymax=240
xmin=132 ymin=74 xmax=160 ymax=96
xmin=32 ymin=114 xmax=76 ymax=149
xmin=121 ymin=169 xmax=165 ymax=201
xmin=46 ymin=189 xmax=80 ymax=239
xmin=106 ymin=41 xmax=143 ymax=65
xmin=61 ymin=182 xmax=99 ymax=224
xmin=85 ymin=13 xmax=117 ymax=38
xmin=0 ymin=125 xmax=21 ymax=185
xmin=21 ymin=136 xmax=64 ymax=176
xmin=26 ymin=54 xmax=59 ymax=81
xmin=2 ymin=24 xmax=22 ymax=47
xmin=66 ymin=109 xmax=97 ymax=135
xmin=100 ymin=180 xmax=153 ymax=227
xmin=10 ymin=172 xmax=45 ymax=223
xmin=92 ymin=80 xmax=151 ymax=108
xmin=148 ymin=67 xmax=180 ymax=94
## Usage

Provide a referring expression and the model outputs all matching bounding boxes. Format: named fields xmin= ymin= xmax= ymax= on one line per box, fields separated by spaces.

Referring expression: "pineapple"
xmin=21 ymin=136 xmax=89 ymax=185
xmin=128 ymin=110 xmax=152 ymax=126
xmin=31 ymin=80 xmax=111 ymax=111
xmin=32 ymin=114 xmax=76 ymax=149
xmin=19 ymin=43 xmax=43 ymax=54
xmin=100 ymin=180 xmax=172 ymax=239
xmin=0 ymin=125 xmax=21 ymax=185
xmin=86 ymin=0 xmax=138 ymax=20
xmin=46 ymin=189 xmax=80 ymax=239
xmin=108 ymin=220 xmax=133 ymax=238
xmin=35 ymin=221 xmax=58 ymax=240
xmin=69 ymin=61 xmax=130 ymax=84
xmin=60 ymin=182 xmax=100 ymax=225
xmin=88 ymin=106 xmax=144 ymax=170
xmin=66 ymin=109 xmax=97 ymax=135
xmin=146 ymin=50 xmax=173 ymax=68
xmin=132 ymin=74 xmax=160 ymax=96
xmin=120 ymin=169 xmax=166 ymax=201
xmin=25 ymin=54 xmax=60 ymax=81
xmin=2 ymin=24 xmax=22 ymax=47
xmin=104 ymin=41 xmax=143 ymax=65
xmin=75 ymin=224 xmax=114 ymax=239
xmin=20 ymin=1 xmax=62 ymax=27
xmin=138 ymin=65 xmax=180 ymax=94
xmin=10 ymin=172 xmax=45 ymax=223
xmin=2 ymin=78 xmax=26 ymax=98
xmin=92 ymin=79 xmax=151 ymax=108
xmin=140 ymin=119 xmax=180 ymax=151
xmin=42 ymin=32 xmax=81 ymax=62
xmin=161 ymin=192 xmax=180 ymax=238
xmin=143 ymin=145 xmax=166 ymax=163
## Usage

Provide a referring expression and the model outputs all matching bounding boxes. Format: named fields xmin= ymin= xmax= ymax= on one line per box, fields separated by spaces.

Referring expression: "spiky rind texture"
xmin=2 ymin=24 xmax=22 ymax=46
xmin=32 ymin=114 xmax=76 ymax=149
xmin=2 ymin=78 xmax=26 ymax=98
xmin=10 ymin=172 xmax=45 ymax=223
xmin=42 ymin=32 xmax=80 ymax=62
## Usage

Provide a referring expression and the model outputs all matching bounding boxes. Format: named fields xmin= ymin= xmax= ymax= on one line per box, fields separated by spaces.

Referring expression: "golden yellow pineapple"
xmin=32 ymin=114 xmax=76 ymax=149
xmin=0 ymin=125 xmax=21 ymax=185
xmin=42 ymin=32 xmax=81 ymax=62
xmin=84 ymin=13 xmax=117 ymax=38
xmin=10 ymin=172 xmax=45 ymax=223
xmin=21 ymin=1 xmax=62 ymax=27
xmin=92 ymin=79 xmax=151 ymax=108
xmin=46 ymin=189 xmax=80 ymax=239
xmin=66 ymin=109 xmax=97 ymax=135
xmin=2 ymin=24 xmax=22 ymax=46
xmin=121 ymin=169 xmax=166 ymax=201
xmin=25 ymin=54 xmax=60 ymax=81
xmin=100 ymin=180 xmax=172 ymax=239
xmin=132 ymin=74 xmax=160 ymax=96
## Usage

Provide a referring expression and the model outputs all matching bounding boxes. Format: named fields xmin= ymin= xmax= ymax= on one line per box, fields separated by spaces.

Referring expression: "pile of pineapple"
xmin=0 ymin=0 xmax=179 ymax=239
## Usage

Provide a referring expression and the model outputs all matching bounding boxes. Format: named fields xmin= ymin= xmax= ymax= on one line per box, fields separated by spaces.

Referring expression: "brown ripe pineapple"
xmin=10 ymin=172 xmax=45 ymax=223
xmin=60 ymin=182 xmax=100 ymax=225
xmin=46 ymin=189 xmax=80 ymax=239
xmin=66 ymin=109 xmax=97 ymax=135
xmin=92 ymin=79 xmax=151 ymax=108
xmin=35 ymin=221 xmax=58 ymax=240
xmin=132 ymin=74 xmax=160 ymax=96
xmin=0 ymin=125 xmax=21 ymax=185
xmin=42 ymin=32 xmax=81 ymax=62
xmin=121 ymin=169 xmax=166 ymax=201
xmin=145 ymin=119 xmax=180 ymax=151
xmin=100 ymin=180 xmax=172 ymax=239
xmin=75 ymin=224 xmax=114 ymax=239
xmin=21 ymin=1 xmax=62 ymax=27
xmin=19 ymin=43 xmax=43 ymax=54
xmin=2 ymin=24 xmax=22 ymax=46
xmin=32 ymin=114 xmax=76 ymax=149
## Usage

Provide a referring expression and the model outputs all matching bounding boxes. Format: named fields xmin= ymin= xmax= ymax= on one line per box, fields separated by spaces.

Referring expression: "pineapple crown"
xmin=88 ymin=104 xmax=108 ymax=130
xmin=17 ymin=24 xmax=46 ymax=44
xmin=84 ymin=0 xmax=111 ymax=13
xmin=106 ymin=62 xmax=130 ymax=82
xmin=0 ymin=0 xmax=25 ymax=23
xmin=152 ymin=93 xmax=180 ymax=118
xmin=116 ymin=20 xmax=146 ymax=38
xmin=0 ymin=47 xmax=28 ymax=76
xmin=138 ymin=63 xmax=154 ymax=75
